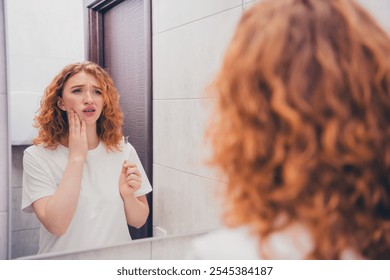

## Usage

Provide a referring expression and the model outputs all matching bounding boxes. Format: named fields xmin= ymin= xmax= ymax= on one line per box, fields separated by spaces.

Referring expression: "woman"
xmin=193 ymin=0 xmax=390 ymax=259
xmin=22 ymin=61 xmax=152 ymax=254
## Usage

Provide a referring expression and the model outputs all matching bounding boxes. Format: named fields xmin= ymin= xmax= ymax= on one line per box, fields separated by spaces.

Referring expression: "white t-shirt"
xmin=21 ymin=140 xmax=152 ymax=255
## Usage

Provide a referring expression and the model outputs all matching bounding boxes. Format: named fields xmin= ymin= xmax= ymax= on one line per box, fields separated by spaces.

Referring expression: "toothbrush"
xmin=123 ymin=136 xmax=130 ymax=163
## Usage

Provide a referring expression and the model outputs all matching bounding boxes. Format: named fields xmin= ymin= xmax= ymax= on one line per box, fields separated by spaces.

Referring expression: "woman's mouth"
xmin=82 ymin=107 xmax=96 ymax=116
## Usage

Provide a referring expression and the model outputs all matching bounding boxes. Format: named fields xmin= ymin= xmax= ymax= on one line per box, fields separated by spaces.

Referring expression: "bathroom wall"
xmin=151 ymin=0 xmax=249 ymax=237
xmin=0 ymin=0 xmax=9 ymax=260
xmin=6 ymin=0 xmax=85 ymax=258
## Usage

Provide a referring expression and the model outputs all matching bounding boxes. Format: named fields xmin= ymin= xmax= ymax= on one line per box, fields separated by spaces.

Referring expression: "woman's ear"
xmin=57 ymin=97 xmax=66 ymax=111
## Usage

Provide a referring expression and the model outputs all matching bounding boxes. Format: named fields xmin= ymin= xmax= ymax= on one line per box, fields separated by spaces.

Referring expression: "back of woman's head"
xmin=207 ymin=0 xmax=390 ymax=259
xmin=34 ymin=61 xmax=123 ymax=150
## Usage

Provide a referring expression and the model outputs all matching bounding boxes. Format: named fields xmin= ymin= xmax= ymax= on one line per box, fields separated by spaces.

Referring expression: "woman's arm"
xmin=119 ymin=162 xmax=150 ymax=228
xmin=32 ymin=110 xmax=88 ymax=235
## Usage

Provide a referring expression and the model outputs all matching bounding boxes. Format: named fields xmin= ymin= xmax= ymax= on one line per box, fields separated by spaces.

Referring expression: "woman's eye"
xmin=95 ymin=90 xmax=102 ymax=95
xmin=72 ymin=89 xmax=82 ymax=93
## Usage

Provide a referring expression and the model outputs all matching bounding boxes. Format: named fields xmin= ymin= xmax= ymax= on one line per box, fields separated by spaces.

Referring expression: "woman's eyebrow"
xmin=69 ymin=84 xmax=102 ymax=89
xmin=70 ymin=84 xmax=84 ymax=89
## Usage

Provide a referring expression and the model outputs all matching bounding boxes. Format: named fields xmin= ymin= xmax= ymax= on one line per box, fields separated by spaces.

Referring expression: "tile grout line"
xmin=153 ymin=162 xmax=226 ymax=185
xmin=154 ymin=4 xmax=242 ymax=35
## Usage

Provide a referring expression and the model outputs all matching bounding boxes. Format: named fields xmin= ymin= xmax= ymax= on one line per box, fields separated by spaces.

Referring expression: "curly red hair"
xmin=33 ymin=61 xmax=123 ymax=150
xmin=207 ymin=0 xmax=390 ymax=259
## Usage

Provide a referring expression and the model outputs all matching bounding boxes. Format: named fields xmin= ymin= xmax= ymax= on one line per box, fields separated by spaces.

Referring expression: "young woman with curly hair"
xmin=21 ymin=61 xmax=152 ymax=254
xmin=193 ymin=0 xmax=390 ymax=259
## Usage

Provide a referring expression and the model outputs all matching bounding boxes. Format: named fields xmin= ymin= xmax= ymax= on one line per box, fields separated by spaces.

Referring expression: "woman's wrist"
xmin=68 ymin=154 xmax=86 ymax=164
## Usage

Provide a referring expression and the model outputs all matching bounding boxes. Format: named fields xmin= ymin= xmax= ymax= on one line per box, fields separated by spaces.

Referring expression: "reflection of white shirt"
xmin=22 ymin=141 xmax=152 ymax=255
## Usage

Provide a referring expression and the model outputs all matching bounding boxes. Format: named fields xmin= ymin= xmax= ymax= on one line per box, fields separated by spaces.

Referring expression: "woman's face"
xmin=58 ymin=71 xmax=104 ymax=126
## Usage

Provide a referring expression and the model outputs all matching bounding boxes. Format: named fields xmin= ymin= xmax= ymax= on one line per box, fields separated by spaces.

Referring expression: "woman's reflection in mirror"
xmin=21 ymin=61 xmax=152 ymax=254
xmin=193 ymin=0 xmax=390 ymax=259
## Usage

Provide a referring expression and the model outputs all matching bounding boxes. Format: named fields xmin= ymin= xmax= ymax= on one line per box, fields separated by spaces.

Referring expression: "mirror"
xmin=7 ymin=0 xmax=242 ymax=259
xmin=7 ymin=0 xmax=159 ymax=258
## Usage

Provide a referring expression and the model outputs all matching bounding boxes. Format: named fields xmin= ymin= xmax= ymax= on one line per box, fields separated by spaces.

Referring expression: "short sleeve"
xmin=21 ymin=148 xmax=57 ymax=213
xmin=126 ymin=143 xmax=152 ymax=197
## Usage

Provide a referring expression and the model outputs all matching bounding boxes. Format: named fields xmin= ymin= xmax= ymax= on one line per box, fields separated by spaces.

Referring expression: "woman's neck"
xmin=85 ymin=127 xmax=100 ymax=149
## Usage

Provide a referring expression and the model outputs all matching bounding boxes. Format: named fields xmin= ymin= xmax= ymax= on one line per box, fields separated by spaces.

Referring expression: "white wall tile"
xmin=0 ymin=176 xmax=7 ymax=212
xmin=11 ymin=146 xmax=25 ymax=188
xmin=152 ymin=0 xmax=241 ymax=34
xmin=153 ymin=164 xmax=222 ymax=236
xmin=0 ymin=212 xmax=8 ymax=259
xmin=6 ymin=2 xmax=84 ymax=58
xmin=12 ymin=187 xmax=40 ymax=231
xmin=11 ymin=228 xmax=39 ymax=259
xmin=0 ymin=7 xmax=6 ymax=95
xmin=154 ymin=99 xmax=221 ymax=180
xmin=0 ymin=70 xmax=5 ymax=95
xmin=153 ymin=7 xmax=241 ymax=100
xmin=8 ymin=56 xmax=79 ymax=94
xmin=5 ymin=0 xmax=84 ymax=19
xmin=152 ymin=99 xmax=159 ymax=175
xmin=0 ymin=95 xmax=8 ymax=213
xmin=356 ymin=0 xmax=390 ymax=33
xmin=244 ymin=0 xmax=261 ymax=9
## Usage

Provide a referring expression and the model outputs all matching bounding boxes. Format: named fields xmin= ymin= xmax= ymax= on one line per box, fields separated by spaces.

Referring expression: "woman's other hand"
xmin=119 ymin=161 xmax=142 ymax=198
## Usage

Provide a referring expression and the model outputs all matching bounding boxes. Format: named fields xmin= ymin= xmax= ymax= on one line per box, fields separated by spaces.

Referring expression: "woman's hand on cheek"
xmin=68 ymin=110 xmax=88 ymax=162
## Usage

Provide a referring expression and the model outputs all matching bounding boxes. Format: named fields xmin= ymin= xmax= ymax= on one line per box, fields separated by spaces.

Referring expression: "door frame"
xmin=86 ymin=0 xmax=127 ymax=65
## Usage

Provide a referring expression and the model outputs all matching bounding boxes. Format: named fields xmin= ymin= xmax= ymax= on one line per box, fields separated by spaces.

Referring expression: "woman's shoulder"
xmin=24 ymin=143 xmax=55 ymax=154
xmin=123 ymin=141 xmax=136 ymax=151
xmin=191 ymin=226 xmax=260 ymax=260
xmin=24 ymin=144 xmax=46 ymax=155
xmin=24 ymin=144 xmax=64 ymax=161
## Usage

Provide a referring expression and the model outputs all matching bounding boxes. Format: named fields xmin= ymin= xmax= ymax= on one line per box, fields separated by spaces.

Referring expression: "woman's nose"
xmin=83 ymin=91 xmax=94 ymax=104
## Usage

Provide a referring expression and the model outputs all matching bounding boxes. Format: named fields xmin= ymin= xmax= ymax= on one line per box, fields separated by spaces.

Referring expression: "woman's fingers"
xmin=68 ymin=110 xmax=78 ymax=136
xmin=127 ymin=174 xmax=142 ymax=184
xmin=67 ymin=110 xmax=73 ymax=134
xmin=127 ymin=180 xmax=141 ymax=191
xmin=73 ymin=110 xmax=81 ymax=132
xmin=80 ymin=118 xmax=87 ymax=139
xmin=125 ymin=165 xmax=141 ymax=177
xmin=67 ymin=110 xmax=88 ymax=161
xmin=123 ymin=163 xmax=142 ymax=190
xmin=67 ymin=110 xmax=86 ymax=137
